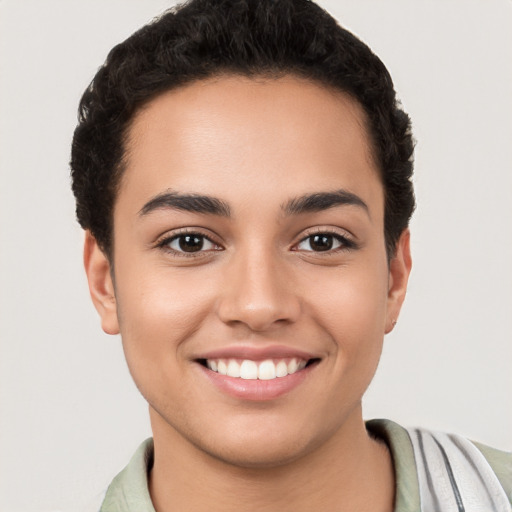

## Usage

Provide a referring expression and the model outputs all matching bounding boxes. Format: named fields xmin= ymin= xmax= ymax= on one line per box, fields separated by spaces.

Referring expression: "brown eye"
xmin=296 ymin=233 xmax=352 ymax=252
xmin=179 ymin=235 xmax=203 ymax=252
xmin=309 ymin=234 xmax=334 ymax=251
xmin=167 ymin=234 xmax=217 ymax=253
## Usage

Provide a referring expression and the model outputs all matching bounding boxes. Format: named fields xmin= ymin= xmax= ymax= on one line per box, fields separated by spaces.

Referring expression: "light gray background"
xmin=1 ymin=1 xmax=511 ymax=511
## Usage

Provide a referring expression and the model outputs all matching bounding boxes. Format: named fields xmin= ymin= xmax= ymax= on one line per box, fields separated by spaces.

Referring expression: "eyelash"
xmin=155 ymin=228 xmax=358 ymax=257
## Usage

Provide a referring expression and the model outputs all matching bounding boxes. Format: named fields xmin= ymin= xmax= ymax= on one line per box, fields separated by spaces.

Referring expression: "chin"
xmin=193 ymin=414 xmax=334 ymax=470
xmin=204 ymin=435 xmax=314 ymax=470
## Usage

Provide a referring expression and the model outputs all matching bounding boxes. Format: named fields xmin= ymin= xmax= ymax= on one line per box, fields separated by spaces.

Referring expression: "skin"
xmin=85 ymin=75 xmax=411 ymax=511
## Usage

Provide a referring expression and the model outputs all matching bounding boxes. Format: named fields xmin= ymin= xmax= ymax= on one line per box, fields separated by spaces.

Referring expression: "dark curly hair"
xmin=71 ymin=0 xmax=415 ymax=260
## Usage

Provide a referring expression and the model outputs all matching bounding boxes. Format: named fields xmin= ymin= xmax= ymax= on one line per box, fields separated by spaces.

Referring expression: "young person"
xmin=70 ymin=0 xmax=512 ymax=510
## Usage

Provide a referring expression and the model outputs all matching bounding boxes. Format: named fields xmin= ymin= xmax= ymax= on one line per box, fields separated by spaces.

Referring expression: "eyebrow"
xmin=283 ymin=190 xmax=369 ymax=216
xmin=139 ymin=191 xmax=231 ymax=217
xmin=138 ymin=189 xmax=368 ymax=219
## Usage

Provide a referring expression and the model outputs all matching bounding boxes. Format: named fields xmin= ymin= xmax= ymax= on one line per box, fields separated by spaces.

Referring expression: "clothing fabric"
xmin=366 ymin=420 xmax=512 ymax=512
xmin=93 ymin=419 xmax=512 ymax=512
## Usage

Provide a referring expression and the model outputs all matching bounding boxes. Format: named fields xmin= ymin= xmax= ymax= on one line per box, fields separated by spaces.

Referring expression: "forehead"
xmin=119 ymin=75 xmax=382 ymax=217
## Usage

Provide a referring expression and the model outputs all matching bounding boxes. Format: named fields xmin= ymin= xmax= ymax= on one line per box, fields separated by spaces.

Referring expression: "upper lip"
xmin=194 ymin=345 xmax=321 ymax=361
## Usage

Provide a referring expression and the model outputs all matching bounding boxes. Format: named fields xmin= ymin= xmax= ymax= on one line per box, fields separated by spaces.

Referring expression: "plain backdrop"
xmin=1 ymin=1 xmax=511 ymax=511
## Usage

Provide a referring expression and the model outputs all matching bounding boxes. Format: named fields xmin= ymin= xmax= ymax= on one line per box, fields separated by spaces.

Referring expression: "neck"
xmin=148 ymin=406 xmax=395 ymax=512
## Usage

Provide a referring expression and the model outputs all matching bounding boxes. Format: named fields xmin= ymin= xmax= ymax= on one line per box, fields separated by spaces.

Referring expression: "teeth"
xmin=227 ymin=359 xmax=241 ymax=378
xmin=276 ymin=361 xmax=288 ymax=377
xmin=240 ymin=360 xmax=258 ymax=379
xmin=258 ymin=360 xmax=276 ymax=380
xmin=206 ymin=357 xmax=309 ymax=380
xmin=217 ymin=360 xmax=227 ymax=375
xmin=287 ymin=358 xmax=299 ymax=374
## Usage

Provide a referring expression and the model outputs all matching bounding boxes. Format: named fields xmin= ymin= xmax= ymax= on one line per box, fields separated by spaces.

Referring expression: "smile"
xmin=205 ymin=358 xmax=308 ymax=380
xmin=196 ymin=347 xmax=320 ymax=400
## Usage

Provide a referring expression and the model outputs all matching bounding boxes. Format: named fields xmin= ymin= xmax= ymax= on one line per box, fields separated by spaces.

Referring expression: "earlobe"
xmin=83 ymin=231 xmax=120 ymax=335
xmin=385 ymin=229 xmax=412 ymax=334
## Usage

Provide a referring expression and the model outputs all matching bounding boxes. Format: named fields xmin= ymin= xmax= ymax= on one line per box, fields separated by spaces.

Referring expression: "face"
xmin=85 ymin=75 xmax=411 ymax=468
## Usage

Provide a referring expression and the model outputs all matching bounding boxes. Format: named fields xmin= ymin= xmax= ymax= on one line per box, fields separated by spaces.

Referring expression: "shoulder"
xmin=98 ymin=438 xmax=155 ymax=512
xmin=368 ymin=419 xmax=512 ymax=511
xmin=408 ymin=426 xmax=511 ymax=510
xmin=471 ymin=439 xmax=512 ymax=503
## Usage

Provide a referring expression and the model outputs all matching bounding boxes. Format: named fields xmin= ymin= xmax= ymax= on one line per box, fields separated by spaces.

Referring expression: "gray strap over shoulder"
xmin=407 ymin=428 xmax=511 ymax=512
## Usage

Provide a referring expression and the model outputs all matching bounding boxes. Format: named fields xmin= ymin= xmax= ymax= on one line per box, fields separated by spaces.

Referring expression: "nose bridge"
xmin=217 ymin=241 xmax=300 ymax=331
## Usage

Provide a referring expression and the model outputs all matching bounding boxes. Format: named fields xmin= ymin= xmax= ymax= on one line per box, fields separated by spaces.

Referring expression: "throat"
xmin=148 ymin=408 xmax=395 ymax=512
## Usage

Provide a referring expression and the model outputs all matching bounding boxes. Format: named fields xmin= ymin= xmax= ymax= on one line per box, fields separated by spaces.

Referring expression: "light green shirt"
xmin=98 ymin=419 xmax=512 ymax=512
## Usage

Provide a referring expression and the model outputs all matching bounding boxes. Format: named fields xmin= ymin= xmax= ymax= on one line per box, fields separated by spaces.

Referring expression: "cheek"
xmin=304 ymin=260 xmax=389 ymax=384
xmin=308 ymin=263 xmax=389 ymax=337
xmin=114 ymin=266 xmax=217 ymax=371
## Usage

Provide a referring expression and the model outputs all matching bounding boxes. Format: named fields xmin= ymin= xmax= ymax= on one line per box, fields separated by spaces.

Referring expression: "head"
xmin=73 ymin=0 xmax=414 ymax=468
xmin=71 ymin=0 xmax=414 ymax=262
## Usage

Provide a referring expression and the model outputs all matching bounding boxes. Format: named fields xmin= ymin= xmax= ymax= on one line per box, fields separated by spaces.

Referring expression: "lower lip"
xmin=197 ymin=363 xmax=315 ymax=401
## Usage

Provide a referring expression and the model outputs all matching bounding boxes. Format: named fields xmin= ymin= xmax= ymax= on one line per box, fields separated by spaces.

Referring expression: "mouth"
xmin=196 ymin=357 xmax=320 ymax=381
xmin=194 ymin=346 xmax=322 ymax=400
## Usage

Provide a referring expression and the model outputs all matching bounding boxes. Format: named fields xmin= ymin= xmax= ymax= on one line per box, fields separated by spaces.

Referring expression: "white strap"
xmin=407 ymin=428 xmax=511 ymax=512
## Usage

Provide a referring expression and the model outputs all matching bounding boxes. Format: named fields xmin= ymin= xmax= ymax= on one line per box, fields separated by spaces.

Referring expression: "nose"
xmin=216 ymin=248 xmax=301 ymax=332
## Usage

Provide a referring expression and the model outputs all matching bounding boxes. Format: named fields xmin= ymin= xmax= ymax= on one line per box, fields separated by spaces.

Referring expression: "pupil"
xmin=311 ymin=234 xmax=332 ymax=251
xmin=179 ymin=235 xmax=203 ymax=252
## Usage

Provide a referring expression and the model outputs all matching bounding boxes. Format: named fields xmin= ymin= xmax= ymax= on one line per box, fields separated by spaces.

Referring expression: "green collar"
xmin=367 ymin=419 xmax=421 ymax=512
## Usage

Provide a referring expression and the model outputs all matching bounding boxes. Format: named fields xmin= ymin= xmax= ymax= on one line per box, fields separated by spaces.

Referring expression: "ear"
xmin=385 ymin=229 xmax=412 ymax=334
xmin=83 ymin=231 xmax=120 ymax=335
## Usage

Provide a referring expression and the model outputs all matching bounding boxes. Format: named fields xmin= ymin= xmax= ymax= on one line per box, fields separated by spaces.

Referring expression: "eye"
xmin=296 ymin=233 xmax=352 ymax=252
xmin=166 ymin=233 xmax=218 ymax=253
